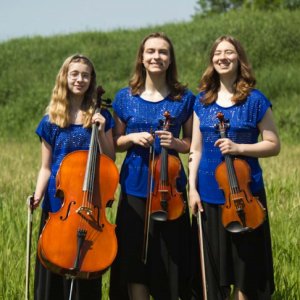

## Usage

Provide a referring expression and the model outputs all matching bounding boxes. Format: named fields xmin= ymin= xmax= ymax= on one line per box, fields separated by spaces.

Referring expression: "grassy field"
xmin=0 ymin=7 xmax=299 ymax=300
xmin=0 ymin=141 xmax=299 ymax=299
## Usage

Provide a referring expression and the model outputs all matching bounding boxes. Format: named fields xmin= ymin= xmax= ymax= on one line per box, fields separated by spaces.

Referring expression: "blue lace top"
xmin=36 ymin=110 xmax=115 ymax=213
xmin=194 ymin=89 xmax=271 ymax=204
xmin=113 ymin=87 xmax=195 ymax=198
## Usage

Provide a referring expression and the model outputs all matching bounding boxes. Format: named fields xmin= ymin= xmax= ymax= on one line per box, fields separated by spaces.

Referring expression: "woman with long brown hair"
xmin=189 ymin=36 xmax=280 ymax=300
xmin=109 ymin=32 xmax=195 ymax=300
xmin=27 ymin=54 xmax=115 ymax=300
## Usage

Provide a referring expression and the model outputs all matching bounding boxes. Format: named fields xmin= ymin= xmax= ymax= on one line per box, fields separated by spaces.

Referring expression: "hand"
xmin=156 ymin=130 xmax=175 ymax=149
xmin=26 ymin=195 xmax=41 ymax=210
xmin=214 ymin=138 xmax=240 ymax=155
xmin=131 ymin=132 xmax=154 ymax=148
xmin=188 ymin=189 xmax=204 ymax=216
xmin=92 ymin=113 xmax=106 ymax=132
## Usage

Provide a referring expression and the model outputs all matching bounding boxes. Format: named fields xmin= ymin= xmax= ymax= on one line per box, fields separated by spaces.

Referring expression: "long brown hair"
xmin=46 ymin=54 xmax=97 ymax=128
xmin=129 ymin=32 xmax=187 ymax=100
xmin=199 ymin=36 xmax=256 ymax=104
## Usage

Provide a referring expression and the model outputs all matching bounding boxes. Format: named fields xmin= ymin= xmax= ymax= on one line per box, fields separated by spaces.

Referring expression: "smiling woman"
xmin=189 ymin=35 xmax=280 ymax=300
xmin=109 ymin=32 xmax=195 ymax=300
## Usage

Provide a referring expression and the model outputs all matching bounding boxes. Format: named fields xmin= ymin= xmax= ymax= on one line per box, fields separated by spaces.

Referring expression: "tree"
xmin=194 ymin=0 xmax=300 ymax=18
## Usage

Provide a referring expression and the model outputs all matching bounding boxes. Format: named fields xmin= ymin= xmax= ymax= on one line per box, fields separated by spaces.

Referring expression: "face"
xmin=142 ymin=38 xmax=171 ymax=74
xmin=212 ymin=41 xmax=239 ymax=78
xmin=67 ymin=62 xmax=92 ymax=97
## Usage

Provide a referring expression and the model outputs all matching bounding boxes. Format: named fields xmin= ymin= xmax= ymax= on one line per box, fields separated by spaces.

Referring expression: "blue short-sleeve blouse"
xmin=193 ymin=89 xmax=271 ymax=204
xmin=113 ymin=87 xmax=195 ymax=198
xmin=36 ymin=109 xmax=115 ymax=213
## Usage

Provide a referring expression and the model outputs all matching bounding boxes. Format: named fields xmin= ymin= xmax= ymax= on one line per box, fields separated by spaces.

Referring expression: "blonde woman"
xmin=28 ymin=54 xmax=115 ymax=300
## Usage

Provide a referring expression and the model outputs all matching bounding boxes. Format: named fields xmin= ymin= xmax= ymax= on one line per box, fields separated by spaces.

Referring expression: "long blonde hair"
xmin=46 ymin=54 xmax=97 ymax=128
xmin=129 ymin=32 xmax=187 ymax=100
xmin=199 ymin=36 xmax=256 ymax=104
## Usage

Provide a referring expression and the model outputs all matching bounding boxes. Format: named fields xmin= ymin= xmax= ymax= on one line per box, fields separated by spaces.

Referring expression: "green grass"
xmin=0 ymin=142 xmax=299 ymax=299
xmin=1 ymin=7 xmax=299 ymax=300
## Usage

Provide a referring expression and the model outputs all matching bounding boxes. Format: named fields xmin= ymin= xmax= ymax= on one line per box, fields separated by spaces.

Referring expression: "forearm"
xmin=171 ymin=136 xmax=191 ymax=154
xmin=237 ymin=140 xmax=280 ymax=158
xmin=34 ymin=167 xmax=51 ymax=201
xmin=188 ymin=149 xmax=201 ymax=191
xmin=98 ymin=131 xmax=116 ymax=161
xmin=113 ymin=134 xmax=134 ymax=152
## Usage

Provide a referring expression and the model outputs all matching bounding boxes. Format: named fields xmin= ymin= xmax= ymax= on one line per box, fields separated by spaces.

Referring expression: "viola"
xmin=37 ymin=86 xmax=118 ymax=279
xmin=214 ymin=112 xmax=266 ymax=233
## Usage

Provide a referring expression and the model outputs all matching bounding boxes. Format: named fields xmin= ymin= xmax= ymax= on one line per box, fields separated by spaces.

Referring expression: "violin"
xmin=150 ymin=110 xmax=186 ymax=221
xmin=142 ymin=111 xmax=186 ymax=263
xmin=37 ymin=86 xmax=118 ymax=279
xmin=214 ymin=112 xmax=266 ymax=233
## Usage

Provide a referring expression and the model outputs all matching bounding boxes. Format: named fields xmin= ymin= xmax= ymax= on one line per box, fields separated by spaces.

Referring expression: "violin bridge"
xmin=76 ymin=206 xmax=92 ymax=216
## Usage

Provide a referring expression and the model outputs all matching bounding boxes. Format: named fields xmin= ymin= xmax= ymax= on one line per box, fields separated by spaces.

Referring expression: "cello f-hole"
xmin=60 ymin=201 xmax=76 ymax=221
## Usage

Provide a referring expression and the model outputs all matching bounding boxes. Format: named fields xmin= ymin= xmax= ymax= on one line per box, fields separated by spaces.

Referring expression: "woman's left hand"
xmin=92 ymin=113 xmax=106 ymax=132
xmin=156 ymin=130 xmax=176 ymax=149
xmin=214 ymin=138 xmax=240 ymax=155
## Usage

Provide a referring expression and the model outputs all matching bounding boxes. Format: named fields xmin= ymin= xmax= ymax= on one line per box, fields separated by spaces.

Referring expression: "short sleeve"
xmin=183 ymin=90 xmax=196 ymax=122
xmin=101 ymin=109 xmax=115 ymax=132
xmin=35 ymin=115 xmax=53 ymax=146
xmin=193 ymin=92 xmax=205 ymax=119
xmin=112 ymin=88 xmax=130 ymax=123
xmin=254 ymin=90 xmax=272 ymax=123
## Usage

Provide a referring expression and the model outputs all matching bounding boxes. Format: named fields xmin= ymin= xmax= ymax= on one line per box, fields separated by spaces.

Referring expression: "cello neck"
xmin=83 ymin=107 xmax=101 ymax=193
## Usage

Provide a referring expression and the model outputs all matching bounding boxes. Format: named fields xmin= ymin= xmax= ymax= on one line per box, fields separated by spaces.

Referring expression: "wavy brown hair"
xmin=46 ymin=54 xmax=97 ymax=128
xmin=199 ymin=36 xmax=256 ymax=104
xmin=129 ymin=32 xmax=187 ymax=100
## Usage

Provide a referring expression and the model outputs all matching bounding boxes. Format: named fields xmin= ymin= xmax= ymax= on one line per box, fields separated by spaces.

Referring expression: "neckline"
xmin=215 ymin=101 xmax=236 ymax=109
xmin=137 ymin=93 xmax=170 ymax=103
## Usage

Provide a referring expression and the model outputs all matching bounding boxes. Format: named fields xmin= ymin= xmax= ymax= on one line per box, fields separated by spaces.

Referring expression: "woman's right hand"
xmin=189 ymin=189 xmax=204 ymax=216
xmin=131 ymin=132 xmax=154 ymax=148
xmin=26 ymin=195 xmax=41 ymax=210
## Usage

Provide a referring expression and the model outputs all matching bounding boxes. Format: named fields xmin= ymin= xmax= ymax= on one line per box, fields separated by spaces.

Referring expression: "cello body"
xmin=38 ymin=151 xmax=118 ymax=279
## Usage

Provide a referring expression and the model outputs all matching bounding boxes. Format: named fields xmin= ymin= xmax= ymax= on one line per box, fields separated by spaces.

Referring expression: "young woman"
xmin=109 ymin=32 xmax=195 ymax=300
xmin=189 ymin=36 xmax=280 ymax=300
xmin=27 ymin=54 xmax=115 ymax=300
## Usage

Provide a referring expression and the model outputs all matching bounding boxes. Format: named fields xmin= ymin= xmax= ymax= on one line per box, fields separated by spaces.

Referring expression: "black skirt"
xmin=34 ymin=210 xmax=103 ymax=300
xmin=109 ymin=192 xmax=193 ymax=300
xmin=190 ymin=188 xmax=275 ymax=300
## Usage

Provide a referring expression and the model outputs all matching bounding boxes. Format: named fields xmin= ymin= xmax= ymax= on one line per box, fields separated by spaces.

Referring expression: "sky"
xmin=1 ymin=0 xmax=197 ymax=42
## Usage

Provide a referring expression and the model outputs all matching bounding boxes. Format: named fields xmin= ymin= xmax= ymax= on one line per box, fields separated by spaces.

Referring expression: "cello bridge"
xmin=76 ymin=206 xmax=92 ymax=216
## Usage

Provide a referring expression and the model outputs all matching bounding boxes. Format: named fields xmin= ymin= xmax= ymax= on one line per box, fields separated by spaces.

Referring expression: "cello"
xmin=142 ymin=110 xmax=186 ymax=263
xmin=37 ymin=86 xmax=118 ymax=280
xmin=214 ymin=112 xmax=266 ymax=233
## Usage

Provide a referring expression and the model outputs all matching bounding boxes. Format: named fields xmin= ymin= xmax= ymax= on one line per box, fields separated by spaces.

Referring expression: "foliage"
xmin=0 ymin=9 xmax=299 ymax=144
xmin=194 ymin=0 xmax=300 ymax=17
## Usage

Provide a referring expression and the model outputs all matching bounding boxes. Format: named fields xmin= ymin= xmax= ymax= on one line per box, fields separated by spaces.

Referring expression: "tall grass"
xmin=0 ymin=142 xmax=299 ymax=299
xmin=1 ymin=7 xmax=299 ymax=300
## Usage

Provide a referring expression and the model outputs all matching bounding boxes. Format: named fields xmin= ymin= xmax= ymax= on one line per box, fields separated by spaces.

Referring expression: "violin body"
xmin=38 ymin=151 xmax=118 ymax=279
xmin=150 ymin=153 xmax=185 ymax=221
xmin=215 ymin=158 xmax=266 ymax=233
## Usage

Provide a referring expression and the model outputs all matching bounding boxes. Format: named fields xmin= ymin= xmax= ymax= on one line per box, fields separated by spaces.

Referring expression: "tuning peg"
xmin=225 ymin=119 xmax=230 ymax=123
xmin=158 ymin=119 xmax=163 ymax=124
xmin=214 ymin=124 xmax=219 ymax=129
xmin=157 ymin=126 xmax=162 ymax=129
